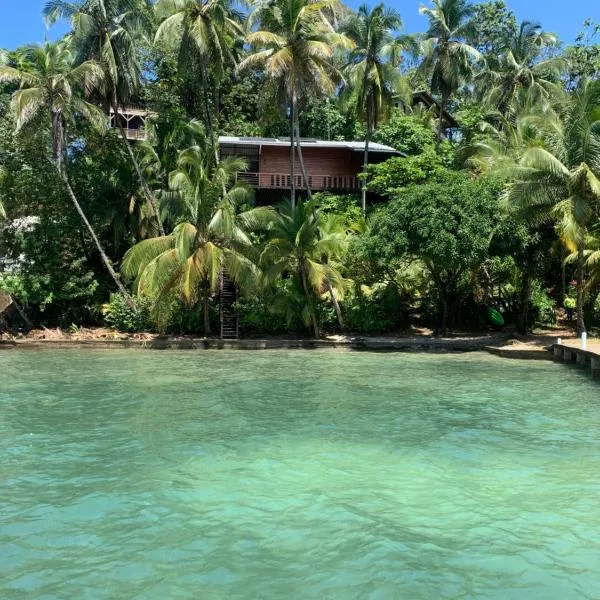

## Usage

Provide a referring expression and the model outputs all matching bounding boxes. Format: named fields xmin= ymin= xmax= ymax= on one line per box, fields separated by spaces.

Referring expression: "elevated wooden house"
xmin=219 ymin=136 xmax=399 ymax=197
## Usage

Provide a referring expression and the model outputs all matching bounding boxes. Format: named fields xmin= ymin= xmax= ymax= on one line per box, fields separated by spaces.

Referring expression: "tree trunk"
xmin=325 ymin=278 xmax=344 ymax=329
xmin=113 ymin=105 xmax=165 ymax=236
xmin=63 ymin=172 xmax=135 ymax=305
xmin=300 ymin=263 xmax=319 ymax=338
xmin=53 ymin=106 xmax=136 ymax=307
xmin=293 ymin=92 xmax=312 ymax=201
xmin=203 ymin=294 xmax=211 ymax=336
xmin=517 ymin=267 xmax=531 ymax=335
xmin=289 ymin=99 xmax=296 ymax=210
xmin=361 ymin=93 xmax=373 ymax=213
xmin=576 ymin=243 xmax=586 ymax=335
xmin=201 ymin=60 xmax=220 ymax=167
xmin=437 ymin=91 xmax=449 ymax=146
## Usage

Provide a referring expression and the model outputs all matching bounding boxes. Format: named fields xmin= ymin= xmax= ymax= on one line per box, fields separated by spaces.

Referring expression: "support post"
xmin=563 ymin=349 xmax=573 ymax=362
xmin=591 ymin=357 xmax=600 ymax=378
xmin=553 ymin=345 xmax=563 ymax=361
xmin=576 ymin=351 xmax=587 ymax=365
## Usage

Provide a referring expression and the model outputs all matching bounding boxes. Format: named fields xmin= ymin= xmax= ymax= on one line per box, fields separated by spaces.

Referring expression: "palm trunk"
xmin=437 ymin=91 xmax=449 ymax=146
xmin=325 ymin=278 xmax=344 ymax=329
xmin=290 ymin=100 xmax=296 ymax=210
xmin=53 ymin=107 xmax=135 ymax=307
xmin=203 ymin=294 xmax=211 ymax=336
xmin=300 ymin=262 xmax=319 ymax=338
xmin=361 ymin=93 xmax=373 ymax=213
xmin=576 ymin=243 xmax=586 ymax=335
xmin=292 ymin=91 xmax=312 ymax=200
xmin=201 ymin=60 xmax=220 ymax=167
xmin=114 ymin=108 xmax=166 ymax=236
xmin=517 ymin=267 xmax=531 ymax=335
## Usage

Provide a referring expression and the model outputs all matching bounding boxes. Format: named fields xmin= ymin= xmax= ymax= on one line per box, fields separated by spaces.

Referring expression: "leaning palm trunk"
xmin=114 ymin=112 xmax=166 ymax=236
xmin=576 ymin=243 xmax=586 ymax=335
xmin=53 ymin=108 xmax=135 ymax=306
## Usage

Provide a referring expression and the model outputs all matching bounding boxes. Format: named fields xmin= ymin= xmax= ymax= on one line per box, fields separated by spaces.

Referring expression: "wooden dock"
xmin=553 ymin=341 xmax=600 ymax=378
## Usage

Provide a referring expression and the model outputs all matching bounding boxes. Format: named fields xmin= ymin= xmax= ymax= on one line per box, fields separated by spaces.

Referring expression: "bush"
xmin=530 ymin=280 xmax=557 ymax=326
xmin=102 ymin=293 xmax=154 ymax=333
xmin=342 ymin=284 xmax=409 ymax=334
xmin=235 ymin=296 xmax=289 ymax=336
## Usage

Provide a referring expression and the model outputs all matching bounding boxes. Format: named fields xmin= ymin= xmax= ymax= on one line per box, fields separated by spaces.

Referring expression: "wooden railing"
xmin=236 ymin=172 xmax=361 ymax=191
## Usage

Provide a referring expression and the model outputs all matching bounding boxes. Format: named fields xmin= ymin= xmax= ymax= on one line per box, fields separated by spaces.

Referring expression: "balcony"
xmin=236 ymin=172 xmax=361 ymax=191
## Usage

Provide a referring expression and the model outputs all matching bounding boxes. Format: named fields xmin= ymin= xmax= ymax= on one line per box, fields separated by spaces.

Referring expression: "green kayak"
xmin=486 ymin=307 xmax=505 ymax=327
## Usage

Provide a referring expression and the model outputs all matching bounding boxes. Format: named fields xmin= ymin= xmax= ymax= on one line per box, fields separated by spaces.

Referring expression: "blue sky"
xmin=0 ymin=0 xmax=595 ymax=50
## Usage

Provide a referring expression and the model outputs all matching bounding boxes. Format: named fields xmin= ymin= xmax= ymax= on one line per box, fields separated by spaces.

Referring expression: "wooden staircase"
xmin=220 ymin=271 xmax=239 ymax=339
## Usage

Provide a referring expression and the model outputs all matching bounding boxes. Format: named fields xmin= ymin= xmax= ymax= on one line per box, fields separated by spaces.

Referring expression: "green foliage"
xmin=103 ymin=293 xmax=154 ymax=332
xmin=530 ymin=280 xmax=557 ymax=325
xmin=342 ymin=284 xmax=409 ymax=333
xmin=367 ymin=148 xmax=450 ymax=195
xmin=313 ymin=192 xmax=362 ymax=225
xmin=372 ymin=112 xmax=437 ymax=155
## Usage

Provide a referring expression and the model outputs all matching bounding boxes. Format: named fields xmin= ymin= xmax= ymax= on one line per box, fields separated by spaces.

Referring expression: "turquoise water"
xmin=1 ymin=349 xmax=599 ymax=599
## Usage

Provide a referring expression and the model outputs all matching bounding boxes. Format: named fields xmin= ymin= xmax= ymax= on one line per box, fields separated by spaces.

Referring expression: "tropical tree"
xmin=260 ymin=200 xmax=347 ymax=337
xmin=502 ymin=79 xmax=600 ymax=334
xmin=0 ymin=41 xmax=134 ymax=302
xmin=479 ymin=21 xmax=561 ymax=114
xmin=342 ymin=3 xmax=412 ymax=211
xmin=154 ymin=0 xmax=244 ymax=163
xmin=239 ymin=0 xmax=346 ymax=207
xmin=122 ymin=148 xmax=269 ymax=333
xmin=419 ymin=0 xmax=482 ymax=143
xmin=43 ymin=0 xmax=166 ymax=235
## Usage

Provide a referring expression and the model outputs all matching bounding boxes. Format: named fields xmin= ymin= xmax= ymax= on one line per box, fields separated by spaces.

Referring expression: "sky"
xmin=0 ymin=0 xmax=596 ymax=50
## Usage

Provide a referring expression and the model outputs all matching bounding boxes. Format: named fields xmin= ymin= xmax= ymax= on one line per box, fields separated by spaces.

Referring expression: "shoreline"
xmin=0 ymin=331 xmax=558 ymax=358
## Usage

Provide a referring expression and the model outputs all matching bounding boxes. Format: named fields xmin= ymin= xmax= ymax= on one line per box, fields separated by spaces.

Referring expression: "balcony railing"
xmin=236 ymin=172 xmax=361 ymax=191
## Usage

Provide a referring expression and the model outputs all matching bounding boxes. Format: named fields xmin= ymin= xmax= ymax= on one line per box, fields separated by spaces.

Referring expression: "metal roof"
xmin=219 ymin=136 xmax=399 ymax=154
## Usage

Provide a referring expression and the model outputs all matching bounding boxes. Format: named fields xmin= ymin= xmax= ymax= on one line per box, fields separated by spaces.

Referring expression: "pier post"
xmin=563 ymin=349 xmax=573 ymax=362
xmin=553 ymin=345 xmax=563 ymax=361
xmin=576 ymin=352 xmax=587 ymax=366
xmin=591 ymin=357 xmax=600 ymax=378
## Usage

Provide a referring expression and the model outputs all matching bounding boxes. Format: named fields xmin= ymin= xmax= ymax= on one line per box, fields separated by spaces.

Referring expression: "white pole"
xmin=581 ymin=332 xmax=587 ymax=350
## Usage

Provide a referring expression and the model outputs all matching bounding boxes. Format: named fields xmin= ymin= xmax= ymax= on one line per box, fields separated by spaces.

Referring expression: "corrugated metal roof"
xmin=219 ymin=136 xmax=399 ymax=154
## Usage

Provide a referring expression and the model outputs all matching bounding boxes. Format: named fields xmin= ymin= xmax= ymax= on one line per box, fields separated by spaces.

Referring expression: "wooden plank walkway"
xmin=553 ymin=340 xmax=600 ymax=378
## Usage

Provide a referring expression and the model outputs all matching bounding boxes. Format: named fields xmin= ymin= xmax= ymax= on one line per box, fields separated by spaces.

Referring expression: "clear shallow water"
xmin=1 ymin=349 xmax=600 ymax=599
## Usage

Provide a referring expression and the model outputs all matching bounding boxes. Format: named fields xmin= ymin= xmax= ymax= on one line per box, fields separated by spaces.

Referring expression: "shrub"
xmin=530 ymin=280 xmax=557 ymax=326
xmin=102 ymin=293 xmax=154 ymax=333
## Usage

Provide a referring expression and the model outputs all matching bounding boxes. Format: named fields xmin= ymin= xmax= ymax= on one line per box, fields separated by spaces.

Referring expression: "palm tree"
xmin=419 ymin=0 xmax=481 ymax=143
xmin=154 ymin=0 xmax=244 ymax=164
xmin=0 ymin=41 xmax=134 ymax=301
xmin=503 ymin=79 xmax=600 ymax=334
xmin=342 ymin=3 xmax=412 ymax=211
xmin=239 ymin=0 xmax=346 ymax=207
xmin=43 ymin=0 xmax=166 ymax=235
xmin=479 ymin=21 xmax=562 ymax=114
xmin=122 ymin=147 xmax=270 ymax=334
xmin=260 ymin=200 xmax=347 ymax=337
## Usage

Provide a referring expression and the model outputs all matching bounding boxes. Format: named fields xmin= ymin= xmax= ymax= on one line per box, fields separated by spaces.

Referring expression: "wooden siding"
xmin=259 ymin=146 xmax=363 ymax=177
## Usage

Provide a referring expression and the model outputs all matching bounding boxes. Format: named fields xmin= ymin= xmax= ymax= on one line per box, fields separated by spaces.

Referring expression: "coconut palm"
xmin=260 ymin=200 xmax=347 ymax=337
xmin=479 ymin=21 xmax=562 ymax=114
xmin=154 ymin=0 xmax=244 ymax=163
xmin=122 ymin=148 xmax=271 ymax=334
xmin=43 ymin=0 xmax=165 ymax=235
xmin=503 ymin=79 xmax=600 ymax=334
xmin=342 ymin=4 xmax=412 ymax=211
xmin=0 ymin=41 xmax=134 ymax=301
xmin=239 ymin=0 xmax=346 ymax=207
xmin=419 ymin=0 xmax=481 ymax=143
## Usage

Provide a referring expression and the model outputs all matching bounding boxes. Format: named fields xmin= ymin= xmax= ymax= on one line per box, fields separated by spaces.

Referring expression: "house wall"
xmin=259 ymin=146 xmax=363 ymax=177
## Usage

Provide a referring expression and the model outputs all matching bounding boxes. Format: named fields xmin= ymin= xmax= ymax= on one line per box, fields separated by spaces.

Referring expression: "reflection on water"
xmin=1 ymin=349 xmax=599 ymax=598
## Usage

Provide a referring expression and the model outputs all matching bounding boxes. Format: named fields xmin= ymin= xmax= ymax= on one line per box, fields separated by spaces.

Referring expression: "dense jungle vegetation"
xmin=1 ymin=0 xmax=600 ymax=337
